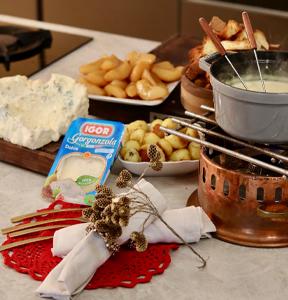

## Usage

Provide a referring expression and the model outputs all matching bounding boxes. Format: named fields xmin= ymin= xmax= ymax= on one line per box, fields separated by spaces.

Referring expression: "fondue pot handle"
xmin=257 ymin=203 xmax=288 ymax=219
xmin=199 ymin=53 xmax=220 ymax=73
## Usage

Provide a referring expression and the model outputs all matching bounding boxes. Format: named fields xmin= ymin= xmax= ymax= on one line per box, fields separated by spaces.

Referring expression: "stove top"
xmin=0 ymin=22 xmax=92 ymax=78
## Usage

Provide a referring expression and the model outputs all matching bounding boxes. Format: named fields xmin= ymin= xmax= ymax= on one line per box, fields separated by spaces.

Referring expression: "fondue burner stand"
xmin=160 ymin=106 xmax=288 ymax=248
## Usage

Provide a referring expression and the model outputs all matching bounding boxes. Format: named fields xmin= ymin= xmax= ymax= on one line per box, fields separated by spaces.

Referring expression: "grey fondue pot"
xmin=199 ymin=51 xmax=288 ymax=144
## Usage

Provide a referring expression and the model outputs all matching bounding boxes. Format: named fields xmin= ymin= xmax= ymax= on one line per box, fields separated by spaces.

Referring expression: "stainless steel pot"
xmin=199 ymin=51 xmax=288 ymax=144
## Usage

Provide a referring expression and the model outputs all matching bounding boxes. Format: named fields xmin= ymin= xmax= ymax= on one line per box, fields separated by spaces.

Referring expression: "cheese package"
xmin=45 ymin=117 xmax=125 ymax=205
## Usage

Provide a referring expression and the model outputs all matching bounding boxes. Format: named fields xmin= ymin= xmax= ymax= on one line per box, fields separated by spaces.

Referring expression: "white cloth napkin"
xmin=36 ymin=179 xmax=167 ymax=300
xmin=52 ymin=206 xmax=216 ymax=258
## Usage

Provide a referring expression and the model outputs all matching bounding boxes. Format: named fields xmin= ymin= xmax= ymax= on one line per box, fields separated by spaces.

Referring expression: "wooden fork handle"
xmin=1 ymin=217 xmax=86 ymax=235
xmin=11 ymin=207 xmax=83 ymax=223
xmin=242 ymin=11 xmax=257 ymax=49
xmin=199 ymin=17 xmax=226 ymax=56
xmin=0 ymin=236 xmax=53 ymax=252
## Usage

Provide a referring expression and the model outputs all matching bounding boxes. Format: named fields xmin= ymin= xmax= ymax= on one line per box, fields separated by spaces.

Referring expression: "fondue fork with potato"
xmin=242 ymin=11 xmax=266 ymax=92
xmin=199 ymin=17 xmax=248 ymax=90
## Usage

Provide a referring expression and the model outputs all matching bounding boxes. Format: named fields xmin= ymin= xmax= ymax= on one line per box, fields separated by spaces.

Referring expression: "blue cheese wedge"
xmin=0 ymin=74 xmax=89 ymax=149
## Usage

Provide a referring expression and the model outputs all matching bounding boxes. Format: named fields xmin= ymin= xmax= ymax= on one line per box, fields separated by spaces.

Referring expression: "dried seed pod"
xmin=118 ymin=206 xmax=130 ymax=218
xmin=111 ymin=213 xmax=120 ymax=225
xmin=94 ymin=220 xmax=109 ymax=233
xmin=82 ymin=207 xmax=94 ymax=220
xmin=133 ymin=232 xmax=148 ymax=252
xmin=116 ymin=178 xmax=128 ymax=188
xmin=150 ymin=160 xmax=163 ymax=171
xmin=95 ymin=197 xmax=112 ymax=209
xmin=95 ymin=184 xmax=114 ymax=197
xmin=147 ymin=144 xmax=160 ymax=162
xmin=119 ymin=216 xmax=129 ymax=227
xmin=119 ymin=169 xmax=132 ymax=182
xmin=118 ymin=196 xmax=131 ymax=206
xmin=101 ymin=205 xmax=113 ymax=217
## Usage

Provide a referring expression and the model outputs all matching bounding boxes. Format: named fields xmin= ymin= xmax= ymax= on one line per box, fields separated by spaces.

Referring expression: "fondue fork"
xmin=1 ymin=217 xmax=86 ymax=235
xmin=199 ymin=17 xmax=248 ymax=90
xmin=242 ymin=11 xmax=266 ymax=92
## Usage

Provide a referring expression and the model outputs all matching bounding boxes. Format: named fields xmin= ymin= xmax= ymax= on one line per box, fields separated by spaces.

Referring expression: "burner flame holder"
xmin=160 ymin=107 xmax=288 ymax=247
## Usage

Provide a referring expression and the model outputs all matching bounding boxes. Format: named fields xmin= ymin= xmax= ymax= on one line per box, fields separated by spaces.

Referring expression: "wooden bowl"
xmin=180 ymin=74 xmax=213 ymax=114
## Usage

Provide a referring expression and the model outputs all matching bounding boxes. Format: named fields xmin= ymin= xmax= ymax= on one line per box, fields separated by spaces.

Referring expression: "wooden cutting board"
xmin=0 ymin=35 xmax=200 ymax=175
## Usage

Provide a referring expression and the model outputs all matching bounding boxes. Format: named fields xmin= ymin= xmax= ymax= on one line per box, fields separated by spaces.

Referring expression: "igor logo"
xmin=81 ymin=123 xmax=113 ymax=137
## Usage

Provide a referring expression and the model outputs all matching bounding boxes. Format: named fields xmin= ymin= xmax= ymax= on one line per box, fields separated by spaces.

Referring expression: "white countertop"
xmin=0 ymin=15 xmax=288 ymax=300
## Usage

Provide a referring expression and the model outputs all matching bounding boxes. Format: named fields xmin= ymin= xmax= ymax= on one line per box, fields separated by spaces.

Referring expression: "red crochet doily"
xmin=1 ymin=200 xmax=179 ymax=289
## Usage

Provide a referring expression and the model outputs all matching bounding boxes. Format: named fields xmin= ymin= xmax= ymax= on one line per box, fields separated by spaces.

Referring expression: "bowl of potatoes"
xmin=118 ymin=118 xmax=200 ymax=176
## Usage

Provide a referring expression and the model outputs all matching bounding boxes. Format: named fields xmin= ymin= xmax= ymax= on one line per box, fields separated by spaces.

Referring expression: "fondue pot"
xmin=199 ymin=51 xmax=288 ymax=144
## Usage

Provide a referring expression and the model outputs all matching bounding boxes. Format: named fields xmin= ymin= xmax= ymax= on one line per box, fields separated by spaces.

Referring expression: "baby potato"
xmin=120 ymin=146 xmax=127 ymax=158
xmin=110 ymin=80 xmax=128 ymax=89
xmin=161 ymin=118 xmax=178 ymax=130
xmin=126 ymin=82 xmax=138 ymax=98
xmin=165 ymin=134 xmax=188 ymax=149
xmin=150 ymin=119 xmax=163 ymax=130
xmin=104 ymin=84 xmax=127 ymax=98
xmin=104 ymin=61 xmax=132 ymax=82
xmin=139 ymin=144 xmax=150 ymax=162
xmin=143 ymin=132 xmax=161 ymax=145
xmin=151 ymin=65 xmax=184 ymax=82
xmin=130 ymin=61 xmax=151 ymax=82
xmin=136 ymin=79 xmax=168 ymax=100
xmin=153 ymin=61 xmax=175 ymax=69
xmin=130 ymin=128 xmax=145 ymax=145
xmin=152 ymin=123 xmax=165 ymax=138
xmin=124 ymin=148 xmax=141 ymax=162
xmin=100 ymin=55 xmax=121 ymax=71
xmin=185 ymin=127 xmax=199 ymax=138
xmin=142 ymin=69 xmax=165 ymax=87
xmin=121 ymin=128 xmax=130 ymax=146
xmin=84 ymin=70 xmax=108 ymax=87
xmin=169 ymin=149 xmax=191 ymax=161
xmin=127 ymin=120 xmax=149 ymax=134
xmin=78 ymin=77 xmax=106 ymax=96
xmin=155 ymin=145 xmax=166 ymax=162
xmin=125 ymin=140 xmax=141 ymax=151
xmin=188 ymin=142 xmax=201 ymax=160
xmin=79 ymin=57 xmax=106 ymax=74
xmin=157 ymin=138 xmax=173 ymax=156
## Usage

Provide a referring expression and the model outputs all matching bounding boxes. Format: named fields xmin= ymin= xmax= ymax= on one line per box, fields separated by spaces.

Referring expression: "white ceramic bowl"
xmin=118 ymin=156 xmax=199 ymax=176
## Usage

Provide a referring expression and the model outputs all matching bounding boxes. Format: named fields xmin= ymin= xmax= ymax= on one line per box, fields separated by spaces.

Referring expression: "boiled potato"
xmin=136 ymin=79 xmax=168 ymax=100
xmin=110 ymin=80 xmax=128 ymax=89
xmin=151 ymin=124 xmax=165 ymax=138
xmin=120 ymin=146 xmax=128 ymax=158
xmin=79 ymin=77 xmax=106 ymax=96
xmin=126 ymin=82 xmax=138 ymax=98
xmin=185 ymin=127 xmax=199 ymax=138
xmin=127 ymin=51 xmax=156 ymax=66
xmin=104 ymin=61 xmax=131 ymax=81
xmin=188 ymin=142 xmax=201 ymax=160
xmin=169 ymin=149 xmax=191 ymax=161
xmin=157 ymin=139 xmax=173 ymax=156
xmin=127 ymin=120 xmax=149 ymax=133
xmin=104 ymin=84 xmax=127 ymax=98
xmin=151 ymin=65 xmax=184 ymax=82
xmin=124 ymin=140 xmax=141 ymax=151
xmin=124 ymin=148 xmax=141 ymax=162
xmin=130 ymin=128 xmax=145 ymax=145
xmin=79 ymin=57 xmax=106 ymax=74
xmin=100 ymin=55 xmax=121 ymax=71
xmin=142 ymin=69 xmax=165 ymax=87
xmin=143 ymin=132 xmax=161 ymax=145
xmin=130 ymin=61 xmax=151 ymax=82
xmin=161 ymin=118 xmax=178 ymax=130
xmin=153 ymin=61 xmax=174 ymax=69
xmin=150 ymin=119 xmax=163 ymax=130
xmin=121 ymin=129 xmax=130 ymax=146
xmin=165 ymin=135 xmax=188 ymax=149
xmin=84 ymin=70 xmax=108 ymax=87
